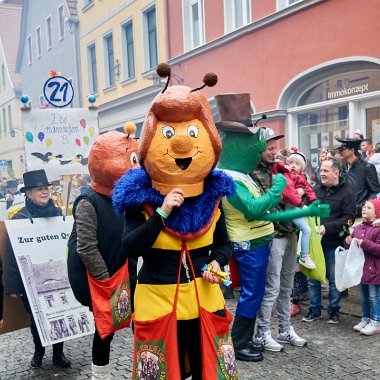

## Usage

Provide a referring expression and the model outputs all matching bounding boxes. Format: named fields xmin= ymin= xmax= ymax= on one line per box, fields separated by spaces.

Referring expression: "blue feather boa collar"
xmin=112 ymin=167 xmax=235 ymax=236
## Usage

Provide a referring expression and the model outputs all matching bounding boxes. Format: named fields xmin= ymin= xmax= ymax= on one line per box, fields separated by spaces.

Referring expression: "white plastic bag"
xmin=335 ymin=239 xmax=365 ymax=292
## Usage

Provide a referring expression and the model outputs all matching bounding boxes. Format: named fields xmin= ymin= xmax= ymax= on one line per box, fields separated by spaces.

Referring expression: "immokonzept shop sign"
xmin=299 ymin=70 xmax=380 ymax=106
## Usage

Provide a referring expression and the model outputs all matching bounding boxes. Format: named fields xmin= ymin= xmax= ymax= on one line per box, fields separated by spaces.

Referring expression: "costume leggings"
xmin=92 ymin=328 xmax=114 ymax=366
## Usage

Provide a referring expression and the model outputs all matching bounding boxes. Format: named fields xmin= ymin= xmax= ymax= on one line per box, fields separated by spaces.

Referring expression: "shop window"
xmin=298 ymin=106 xmax=349 ymax=168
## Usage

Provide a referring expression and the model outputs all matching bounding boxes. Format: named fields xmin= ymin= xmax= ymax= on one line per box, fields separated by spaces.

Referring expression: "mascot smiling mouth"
xmin=175 ymin=157 xmax=192 ymax=170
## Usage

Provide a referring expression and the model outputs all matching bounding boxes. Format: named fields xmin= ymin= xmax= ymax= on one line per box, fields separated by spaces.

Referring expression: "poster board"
xmin=22 ymin=108 xmax=99 ymax=181
xmin=0 ymin=221 xmax=30 ymax=334
xmin=5 ymin=216 xmax=95 ymax=346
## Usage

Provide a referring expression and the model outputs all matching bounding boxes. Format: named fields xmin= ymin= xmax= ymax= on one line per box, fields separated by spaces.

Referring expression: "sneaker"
xmin=302 ymin=311 xmax=321 ymax=322
xmin=360 ymin=320 xmax=380 ymax=336
xmin=327 ymin=312 xmax=339 ymax=324
xmin=254 ymin=330 xmax=284 ymax=352
xmin=290 ymin=303 xmax=302 ymax=317
xmin=353 ymin=318 xmax=370 ymax=332
xmin=299 ymin=255 xmax=316 ymax=269
xmin=276 ymin=326 xmax=307 ymax=347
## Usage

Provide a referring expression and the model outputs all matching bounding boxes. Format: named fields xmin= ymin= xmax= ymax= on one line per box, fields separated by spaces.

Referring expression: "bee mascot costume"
xmin=113 ymin=64 xmax=237 ymax=380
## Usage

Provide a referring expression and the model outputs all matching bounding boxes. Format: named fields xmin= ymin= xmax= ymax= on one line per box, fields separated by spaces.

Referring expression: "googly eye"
xmin=187 ymin=125 xmax=199 ymax=138
xmin=130 ymin=152 xmax=138 ymax=165
xmin=162 ymin=125 xmax=175 ymax=139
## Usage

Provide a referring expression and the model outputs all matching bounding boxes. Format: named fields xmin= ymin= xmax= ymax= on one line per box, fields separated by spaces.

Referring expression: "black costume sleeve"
xmin=122 ymin=209 xmax=165 ymax=260
xmin=208 ymin=208 xmax=233 ymax=267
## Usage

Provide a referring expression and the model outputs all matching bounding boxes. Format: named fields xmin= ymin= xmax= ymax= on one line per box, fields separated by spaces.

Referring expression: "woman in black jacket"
xmin=6 ymin=169 xmax=71 ymax=369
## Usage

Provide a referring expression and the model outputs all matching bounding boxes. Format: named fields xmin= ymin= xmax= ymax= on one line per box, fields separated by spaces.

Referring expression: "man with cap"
xmin=5 ymin=169 xmax=71 ymax=369
xmin=335 ymin=138 xmax=380 ymax=216
xmin=251 ymin=128 xmax=307 ymax=352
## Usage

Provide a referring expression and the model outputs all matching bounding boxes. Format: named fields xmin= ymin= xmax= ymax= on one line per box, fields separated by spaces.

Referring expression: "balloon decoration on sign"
xmin=25 ymin=131 xmax=33 ymax=143
xmin=38 ymin=132 xmax=45 ymax=142
xmin=75 ymin=138 xmax=81 ymax=147
xmin=83 ymin=136 xmax=89 ymax=145
xmin=89 ymin=127 xmax=94 ymax=137
xmin=46 ymin=137 xmax=52 ymax=148
xmin=80 ymin=119 xmax=86 ymax=129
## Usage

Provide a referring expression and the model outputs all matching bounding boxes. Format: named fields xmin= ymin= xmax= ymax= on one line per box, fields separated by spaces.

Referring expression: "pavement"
xmin=1 ymin=287 xmax=380 ymax=380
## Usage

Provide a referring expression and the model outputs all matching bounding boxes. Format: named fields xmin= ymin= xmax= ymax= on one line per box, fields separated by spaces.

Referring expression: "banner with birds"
xmin=23 ymin=109 xmax=99 ymax=180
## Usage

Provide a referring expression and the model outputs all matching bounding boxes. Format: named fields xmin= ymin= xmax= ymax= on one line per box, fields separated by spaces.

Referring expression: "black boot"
xmin=31 ymin=348 xmax=45 ymax=368
xmin=232 ymin=315 xmax=263 ymax=362
xmin=30 ymin=319 xmax=45 ymax=368
xmin=52 ymin=343 xmax=71 ymax=368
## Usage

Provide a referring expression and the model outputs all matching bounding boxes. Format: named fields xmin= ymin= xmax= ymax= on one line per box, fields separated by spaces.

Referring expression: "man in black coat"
xmin=335 ymin=138 xmax=380 ymax=216
xmin=302 ymin=158 xmax=356 ymax=324
xmin=5 ymin=169 xmax=71 ymax=369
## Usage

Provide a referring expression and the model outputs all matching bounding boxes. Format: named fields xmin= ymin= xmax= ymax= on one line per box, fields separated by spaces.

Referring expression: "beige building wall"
xmin=78 ymin=0 xmax=167 ymax=131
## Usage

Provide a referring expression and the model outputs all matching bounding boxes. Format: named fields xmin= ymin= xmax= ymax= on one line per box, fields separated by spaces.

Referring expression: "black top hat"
xmin=6 ymin=179 xmax=18 ymax=189
xmin=20 ymin=169 xmax=51 ymax=193
xmin=334 ymin=137 xmax=362 ymax=151
xmin=214 ymin=93 xmax=258 ymax=134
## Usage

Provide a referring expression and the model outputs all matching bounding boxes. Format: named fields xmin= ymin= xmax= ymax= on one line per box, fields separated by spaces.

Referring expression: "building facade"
xmin=165 ymin=0 xmax=380 ymax=168
xmin=15 ymin=0 xmax=82 ymax=109
xmin=78 ymin=0 xmax=167 ymax=134
xmin=0 ymin=1 xmax=24 ymax=178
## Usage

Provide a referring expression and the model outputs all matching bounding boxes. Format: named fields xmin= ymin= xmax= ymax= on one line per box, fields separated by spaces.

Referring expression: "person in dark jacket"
xmin=302 ymin=158 xmax=356 ymax=324
xmin=4 ymin=179 xmax=21 ymax=209
xmin=71 ymin=127 xmax=139 ymax=380
xmin=346 ymin=198 xmax=380 ymax=335
xmin=0 ymin=255 xmax=4 ymax=330
xmin=335 ymin=138 xmax=380 ymax=216
xmin=5 ymin=169 xmax=71 ymax=369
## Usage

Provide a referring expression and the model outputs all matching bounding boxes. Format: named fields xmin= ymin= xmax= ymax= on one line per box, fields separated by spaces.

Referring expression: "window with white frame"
xmin=224 ymin=0 xmax=251 ymax=33
xmin=3 ymin=108 xmax=7 ymax=134
xmin=277 ymin=0 xmax=303 ymax=10
xmin=36 ymin=26 xmax=42 ymax=58
xmin=87 ymin=43 xmax=98 ymax=94
xmin=46 ymin=16 xmax=53 ymax=49
xmin=183 ymin=0 xmax=205 ymax=51
xmin=27 ymin=35 xmax=32 ymax=64
xmin=1 ymin=64 xmax=5 ymax=87
xmin=103 ymin=33 xmax=115 ymax=88
xmin=143 ymin=6 xmax=158 ymax=70
xmin=58 ymin=4 xmax=65 ymax=40
xmin=121 ymin=20 xmax=135 ymax=80
xmin=7 ymin=105 xmax=12 ymax=131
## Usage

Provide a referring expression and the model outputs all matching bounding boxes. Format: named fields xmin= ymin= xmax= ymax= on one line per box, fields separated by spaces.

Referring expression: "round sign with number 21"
xmin=43 ymin=76 xmax=74 ymax=108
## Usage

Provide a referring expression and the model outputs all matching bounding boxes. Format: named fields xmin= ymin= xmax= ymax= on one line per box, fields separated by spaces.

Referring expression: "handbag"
xmin=335 ymin=239 xmax=365 ymax=292
xmin=87 ymin=259 xmax=131 ymax=339
xmin=300 ymin=216 xmax=326 ymax=283
xmin=183 ymin=243 xmax=238 ymax=380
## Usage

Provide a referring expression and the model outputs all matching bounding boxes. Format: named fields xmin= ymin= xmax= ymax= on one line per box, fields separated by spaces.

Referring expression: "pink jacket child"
xmin=272 ymin=150 xmax=317 ymax=270
xmin=346 ymin=198 xmax=380 ymax=336
xmin=272 ymin=161 xmax=317 ymax=206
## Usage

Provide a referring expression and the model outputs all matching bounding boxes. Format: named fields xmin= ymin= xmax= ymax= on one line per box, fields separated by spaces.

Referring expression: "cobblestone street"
xmin=1 ymin=290 xmax=380 ymax=380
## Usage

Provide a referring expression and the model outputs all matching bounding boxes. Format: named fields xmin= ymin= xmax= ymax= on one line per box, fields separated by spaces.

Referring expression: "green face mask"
xmin=218 ymin=128 xmax=266 ymax=173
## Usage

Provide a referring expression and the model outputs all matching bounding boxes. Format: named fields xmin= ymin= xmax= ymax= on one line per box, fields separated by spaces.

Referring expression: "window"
xmin=83 ymin=0 xmax=93 ymax=6
xmin=103 ymin=33 xmax=115 ymax=87
xmin=46 ymin=16 xmax=52 ymax=49
xmin=1 ymin=64 xmax=5 ymax=87
xmin=87 ymin=43 xmax=98 ymax=93
xmin=60 ymin=292 xmax=68 ymax=305
xmin=36 ymin=26 xmax=42 ymax=58
xmin=277 ymin=0 xmax=303 ymax=10
xmin=224 ymin=0 xmax=251 ymax=33
xmin=45 ymin=295 xmax=55 ymax=308
xmin=143 ymin=6 xmax=158 ymax=70
xmin=183 ymin=0 xmax=205 ymax=51
xmin=121 ymin=21 xmax=135 ymax=80
xmin=58 ymin=4 xmax=65 ymax=40
xmin=3 ymin=108 xmax=7 ymax=134
xmin=27 ymin=35 xmax=32 ymax=64
xmin=7 ymin=105 xmax=12 ymax=131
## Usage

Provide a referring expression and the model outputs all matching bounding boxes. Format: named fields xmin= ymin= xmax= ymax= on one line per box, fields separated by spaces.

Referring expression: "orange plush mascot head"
xmin=88 ymin=123 xmax=139 ymax=196
xmin=138 ymin=63 xmax=221 ymax=197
